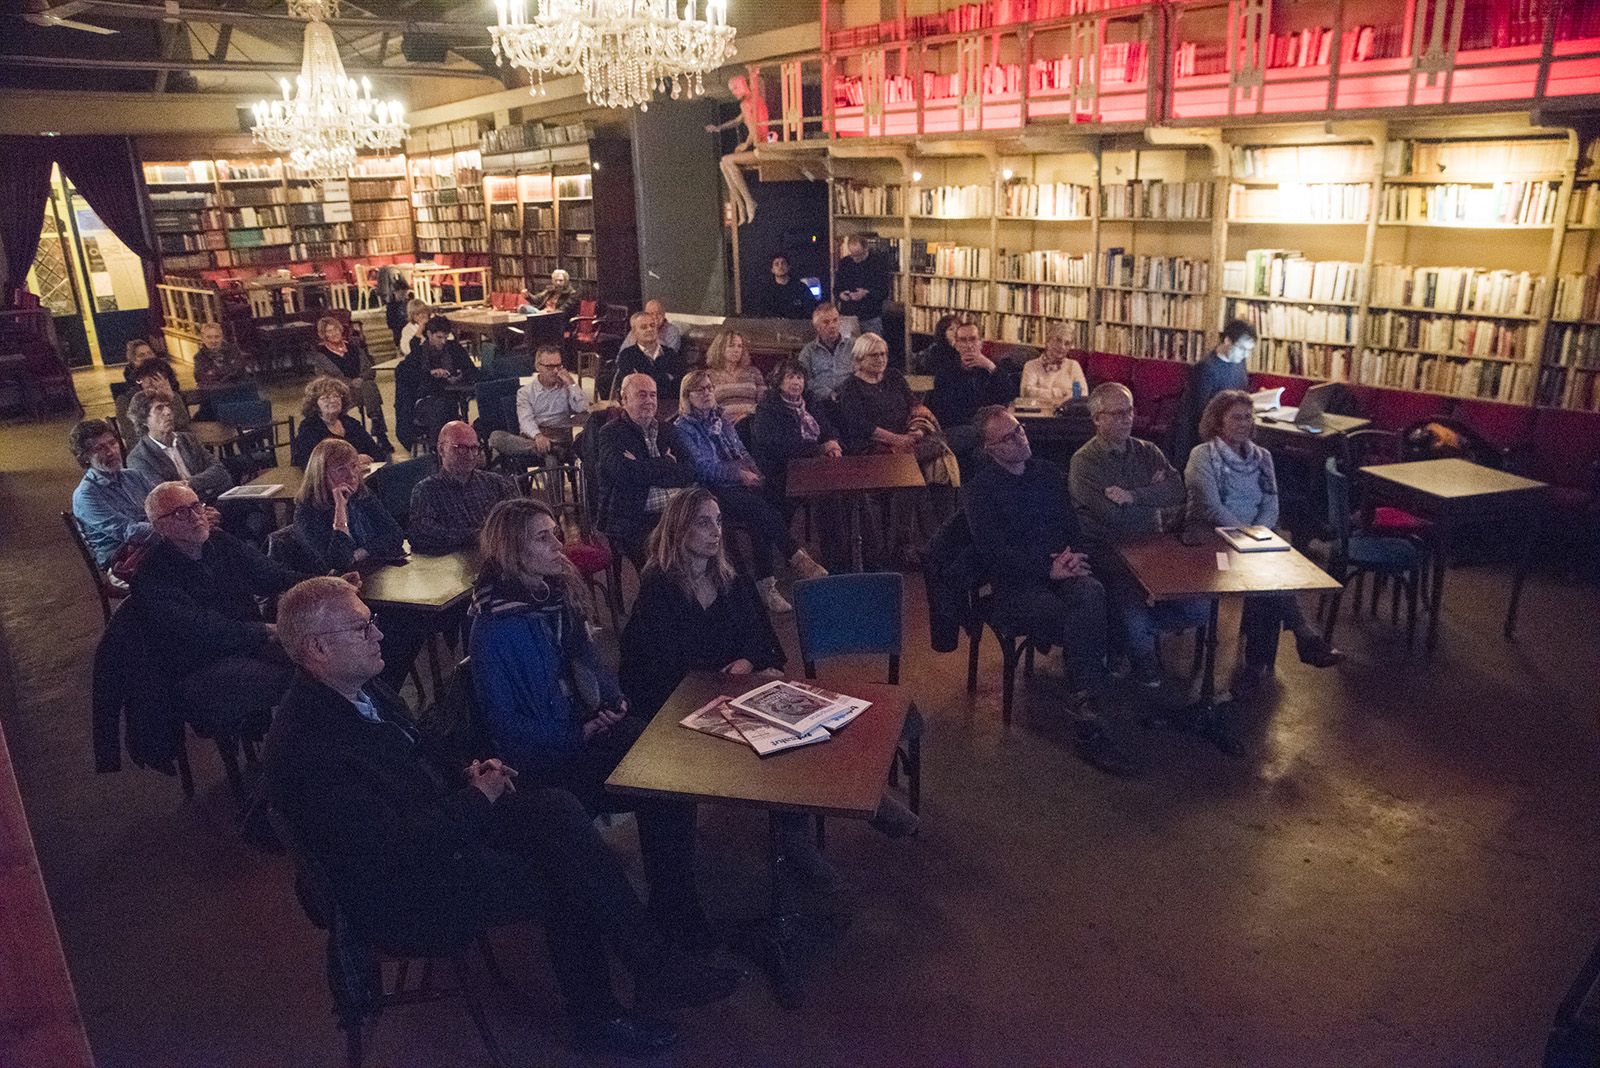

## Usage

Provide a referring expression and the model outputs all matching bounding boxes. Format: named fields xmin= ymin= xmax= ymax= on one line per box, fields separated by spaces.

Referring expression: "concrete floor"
xmin=2 ymin=366 xmax=1599 ymax=1067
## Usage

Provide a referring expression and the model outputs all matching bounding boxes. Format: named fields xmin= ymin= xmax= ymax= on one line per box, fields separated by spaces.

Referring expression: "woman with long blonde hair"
xmin=293 ymin=438 xmax=403 ymax=570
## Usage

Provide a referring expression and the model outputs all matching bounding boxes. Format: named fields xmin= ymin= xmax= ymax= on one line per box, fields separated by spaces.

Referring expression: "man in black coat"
xmin=261 ymin=577 xmax=737 ymax=1056
xmin=611 ymin=311 xmax=685 ymax=401
xmin=596 ymin=373 xmax=697 ymax=566
xmin=754 ymin=254 xmax=817 ymax=320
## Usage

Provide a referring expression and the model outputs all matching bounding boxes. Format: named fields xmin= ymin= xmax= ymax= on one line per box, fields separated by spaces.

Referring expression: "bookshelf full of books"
xmin=1544 ymin=151 xmax=1600 ymax=410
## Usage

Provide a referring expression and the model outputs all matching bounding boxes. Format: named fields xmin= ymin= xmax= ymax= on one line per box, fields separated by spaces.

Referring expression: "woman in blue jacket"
xmin=468 ymin=497 xmax=712 ymax=949
xmin=672 ymin=369 xmax=828 ymax=614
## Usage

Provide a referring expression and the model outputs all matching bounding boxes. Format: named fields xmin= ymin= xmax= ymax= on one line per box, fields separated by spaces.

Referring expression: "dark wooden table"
xmin=1010 ymin=400 xmax=1095 ymax=465
xmin=607 ymin=671 xmax=911 ymax=1005
xmin=786 ymin=452 xmax=926 ymax=572
xmin=1117 ymin=532 xmax=1342 ymax=710
xmin=1252 ymin=409 xmax=1371 ymax=448
xmin=188 ymin=420 xmax=239 ymax=458
xmin=447 ymin=308 xmax=563 ymax=358
xmin=1358 ymin=458 xmax=1549 ymax=652
xmin=361 ymin=548 xmax=480 ymax=691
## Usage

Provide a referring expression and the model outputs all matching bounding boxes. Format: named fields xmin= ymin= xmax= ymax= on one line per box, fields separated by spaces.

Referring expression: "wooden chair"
xmin=62 ymin=510 xmax=126 ymax=626
xmin=1316 ymin=456 xmax=1430 ymax=649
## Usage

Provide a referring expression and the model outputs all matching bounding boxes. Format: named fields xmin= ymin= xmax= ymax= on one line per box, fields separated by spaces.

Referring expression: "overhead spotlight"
xmin=912 ymin=170 xmax=923 ymax=182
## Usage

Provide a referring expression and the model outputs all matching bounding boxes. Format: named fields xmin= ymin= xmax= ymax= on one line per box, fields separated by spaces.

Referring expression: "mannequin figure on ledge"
xmin=705 ymin=73 xmax=768 ymax=226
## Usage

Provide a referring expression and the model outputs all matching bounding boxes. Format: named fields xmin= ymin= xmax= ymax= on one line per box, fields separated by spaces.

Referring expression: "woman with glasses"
xmin=673 ymin=370 xmax=828 ymax=614
xmin=468 ymin=497 xmax=717 ymax=951
xmin=1019 ymin=325 xmax=1089 ymax=407
xmin=291 ymin=376 xmax=388 ymax=468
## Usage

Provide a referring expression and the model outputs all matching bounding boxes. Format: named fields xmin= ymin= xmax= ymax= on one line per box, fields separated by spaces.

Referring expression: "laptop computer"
xmin=1294 ymin=382 xmax=1339 ymax=429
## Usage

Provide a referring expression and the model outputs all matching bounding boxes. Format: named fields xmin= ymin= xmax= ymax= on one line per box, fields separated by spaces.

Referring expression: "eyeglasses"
xmin=536 ymin=364 xmax=565 ymax=372
xmin=310 ymin=613 xmax=380 ymax=642
xmin=689 ymin=384 xmax=716 ymax=394
xmin=155 ymin=501 xmax=206 ymax=522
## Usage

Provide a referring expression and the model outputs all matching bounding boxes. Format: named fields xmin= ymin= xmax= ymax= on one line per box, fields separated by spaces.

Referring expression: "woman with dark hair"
xmin=469 ymin=497 xmax=716 ymax=949
xmin=916 ymin=313 xmax=964 ymax=376
xmin=291 ymin=375 xmax=386 ymax=468
xmin=396 ymin=314 xmax=478 ymax=449
xmin=1185 ymin=389 xmax=1343 ymax=694
xmin=750 ymin=359 xmax=842 ymax=502
xmin=122 ymin=340 xmax=174 ymax=385
xmin=308 ymin=314 xmax=393 ymax=452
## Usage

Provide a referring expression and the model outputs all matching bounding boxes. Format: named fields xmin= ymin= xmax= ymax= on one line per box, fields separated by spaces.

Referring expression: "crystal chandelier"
xmin=489 ymin=0 xmax=737 ymax=111
xmin=249 ymin=0 xmax=407 ymax=180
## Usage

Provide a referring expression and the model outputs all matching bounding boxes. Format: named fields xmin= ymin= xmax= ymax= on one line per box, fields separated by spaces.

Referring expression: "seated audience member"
xmin=122 ymin=340 xmax=173 ymax=386
xmin=1185 ymin=389 xmax=1343 ymax=697
xmin=308 ymin=314 xmax=392 ymax=453
xmin=490 ymin=345 xmax=587 ymax=466
xmin=117 ymin=359 xmax=190 ymax=443
xmin=262 ymin=577 xmax=736 ymax=1058
xmin=915 ymin=313 xmax=963 ymax=376
xmin=294 ymin=439 xmax=404 ymax=570
xmin=125 ymin=390 xmax=233 ymax=502
xmin=797 ymin=302 xmax=854 ymax=405
xmin=613 ymin=310 xmax=685 ymax=401
xmin=469 ymin=498 xmax=715 ymax=946
xmin=619 ymin=490 xmax=915 ymax=887
xmin=597 ymin=373 xmax=697 ymax=566
xmin=704 ymin=330 xmax=765 ymax=422
xmin=191 ymin=321 xmax=251 ymax=390
xmin=1068 ymin=383 xmax=1205 ymax=686
xmin=620 ymin=299 xmax=684 ymax=353
xmin=132 ymin=481 xmax=313 ymax=733
xmin=397 ymin=314 xmax=478 ymax=444
xmin=408 ymin=421 xmax=517 ymax=555
xmin=397 ymin=298 xmax=431 ymax=358
xmin=929 ymin=319 xmax=1017 ymax=447
xmin=750 ymin=360 xmax=842 ymax=502
xmin=1173 ymin=318 xmax=1256 ymax=463
xmin=755 ymin=254 xmax=816 ymax=320
xmin=1020 ymin=326 xmax=1089 ymax=407
xmin=964 ymin=406 xmax=1138 ymax=778
xmin=384 ymin=281 xmax=413 ymax=347
xmin=674 ymin=370 xmax=828 ymax=613
xmin=521 ymin=268 xmax=582 ymax=320
xmin=291 ymin=376 xmax=386 ymax=469
xmin=70 ymin=418 xmax=157 ymax=568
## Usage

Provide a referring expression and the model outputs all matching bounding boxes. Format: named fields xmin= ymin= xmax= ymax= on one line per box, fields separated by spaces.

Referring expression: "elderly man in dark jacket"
xmin=260 ymin=577 xmax=736 ymax=1056
xmin=596 ymin=373 xmax=697 ymax=566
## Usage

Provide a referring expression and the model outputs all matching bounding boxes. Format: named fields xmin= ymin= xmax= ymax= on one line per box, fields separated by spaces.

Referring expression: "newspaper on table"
xmin=678 ymin=681 xmax=873 ymax=757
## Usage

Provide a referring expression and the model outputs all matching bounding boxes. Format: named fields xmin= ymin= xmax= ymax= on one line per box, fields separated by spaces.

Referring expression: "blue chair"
xmin=1320 ymin=456 xmax=1429 ymax=649
xmin=367 ymin=456 xmax=436 ymax=530
xmin=473 ymin=378 xmax=522 ymax=437
xmin=791 ymin=573 xmax=921 ymax=823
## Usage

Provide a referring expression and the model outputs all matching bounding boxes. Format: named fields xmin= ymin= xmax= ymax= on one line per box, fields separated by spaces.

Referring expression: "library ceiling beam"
xmin=0 ymin=55 xmax=495 ymax=79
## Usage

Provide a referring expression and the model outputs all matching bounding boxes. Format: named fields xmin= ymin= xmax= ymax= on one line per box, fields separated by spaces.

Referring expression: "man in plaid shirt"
xmin=408 ymin=421 xmax=518 ymax=554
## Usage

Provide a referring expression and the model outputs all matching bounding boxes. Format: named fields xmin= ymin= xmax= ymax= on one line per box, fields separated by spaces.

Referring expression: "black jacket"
xmin=91 ymin=596 xmax=184 ymax=774
xmin=261 ymin=673 xmax=502 ymax=954
xmin=929 ymin=363 xmax=1018 ymax=431
xmin=749 ymin=389 xmax=838 ymax=497
xmin=612 ymin=343 xmax=685 ymax=400
xmin=922 ymin=510 xmax=985 ymax=654
xmin=756 ymin=277 xmax=817 ymax=320
xmin=291 ymin=414 xmax=384 ymax=468
xmin=129 ymin=530 xmax=305 ymax=677
xmin=396 ymin=340 xmax=477 ymax=449
xmin=595 ymin=411 xmax=697 ymax=540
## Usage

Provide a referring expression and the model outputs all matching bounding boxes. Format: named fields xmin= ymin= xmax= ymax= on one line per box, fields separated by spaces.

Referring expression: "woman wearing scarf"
xmin=672 ymin=369 xmax=828 ymax=614
xmin=751 ymin=359 xmax=842 ymax=502
xmin=308 ymin=314 xmax=393 ymax=454
xmin=468 ymin=497 xmax=715 ymax=951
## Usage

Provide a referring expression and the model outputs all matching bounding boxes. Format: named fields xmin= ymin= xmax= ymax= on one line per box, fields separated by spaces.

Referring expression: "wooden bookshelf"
xmin=406 ymin=120 xmax=487 ymax=257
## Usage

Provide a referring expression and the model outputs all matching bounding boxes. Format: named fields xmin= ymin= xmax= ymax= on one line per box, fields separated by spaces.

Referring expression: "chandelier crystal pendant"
xmin=489 ymin=0 xmax=737 ymax=111
xmin=249 ymin=0 xmax=408 ymax=180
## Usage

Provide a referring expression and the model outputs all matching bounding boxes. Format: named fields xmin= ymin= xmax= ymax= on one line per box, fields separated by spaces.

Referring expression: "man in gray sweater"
xmin=1069 ymin=383 xmax=1208 ymax=687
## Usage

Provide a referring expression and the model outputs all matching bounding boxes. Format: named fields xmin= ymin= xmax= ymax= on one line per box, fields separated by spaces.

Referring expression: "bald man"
xmin=597 ymin=373 xmax=696 ymax=565
xmin=407 ymin=421 xmax=518 ymax=555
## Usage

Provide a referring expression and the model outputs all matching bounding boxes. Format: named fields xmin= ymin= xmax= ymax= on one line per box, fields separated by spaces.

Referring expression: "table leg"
xmin=849 ymin=495 xmax=864 ymax=573
xmin=1505 ymin=507 xmax=1540 ymax=641
xmin=1197 ymin=598 xmax=1220 ymax=707
xmin=426 ymin=634 xmax=445 ymax=696
xmin=1141 ymin=598 xmax=1238 ymax=755
xmin=733 ymin=817 xmax=849 ymax=1011
xmin=1425 ymin=526 xmax=1448 ymax=657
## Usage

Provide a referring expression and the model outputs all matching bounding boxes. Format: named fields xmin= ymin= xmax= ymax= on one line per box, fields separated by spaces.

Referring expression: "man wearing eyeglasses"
xmin=490 ymin=344 xmax=589 ymax=467
xmin=1069 ymin=382 xmax=1206 ymax=690
xmin=130 ymin=481 xmax=354 ymax=737
xmin=963 ymin=406 xmax=1139 ymax=778
xmin=408 ymin=421 xmax=518 ymax=555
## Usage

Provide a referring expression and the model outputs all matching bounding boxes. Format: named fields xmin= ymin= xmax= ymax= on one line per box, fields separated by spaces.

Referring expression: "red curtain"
xmin=53 ymin=136 xmax=162 ymax=323
xmin=0 ymin=137 xmax=57 ymax=304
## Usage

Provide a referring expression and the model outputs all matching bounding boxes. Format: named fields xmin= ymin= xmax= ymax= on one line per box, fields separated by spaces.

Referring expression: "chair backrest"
xmin=1323 ymin=455 xmax=1353 ymax=554
xmin=215 ymin=396 xmax=273 ymax=429
xmin=62 ymin=510 xmax=116 ymax=624
xmin=420 ymin=656 xmax=496 ymax=769
xmin=367 ymin=457 xmax=436 ymax=528
xmin=473 ymin=378 xmax=521 ymax=436
xmin=523 ymin=462 xmax=593 ymax=539
xmin=268 ymin=524 xmax=327 ymax=575
xmin=791 ymin=573 xmax=904 ymax=683
xmin=412 ymin=395 xmax=459 ymax=451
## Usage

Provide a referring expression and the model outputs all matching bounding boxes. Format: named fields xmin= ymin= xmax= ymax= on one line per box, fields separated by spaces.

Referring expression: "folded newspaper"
xmin=679 ymin=681 xmax=870 ymax=757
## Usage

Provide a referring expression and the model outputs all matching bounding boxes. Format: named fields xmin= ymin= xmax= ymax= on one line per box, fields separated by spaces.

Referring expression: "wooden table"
xmin=1010 ymin=400 xmax=1095 ymax=464
xmin=1252 ymin=409 xmax=1371 ymax=447
xmin=1117 ymin=532 xmax=1341 ymax=715
xmin=188 ymin=420 xmax=239 ymax=458
xmin=361 ymin=548 xmax=480 ymax=692
xmin=786 ymin=452 xmax=926 ymax=572
xmin=447 ymin=308 xmax=564 ymax=357
xmin=1359 ymin=458 xmax=1549 ymax=652
xmin=607 ymin=671 xmax=911 ymax=1005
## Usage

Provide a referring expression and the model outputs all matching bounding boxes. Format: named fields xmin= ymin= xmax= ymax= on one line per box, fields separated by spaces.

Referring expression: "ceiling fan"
xmin=23 ymin=1 xmax=119 ymax=34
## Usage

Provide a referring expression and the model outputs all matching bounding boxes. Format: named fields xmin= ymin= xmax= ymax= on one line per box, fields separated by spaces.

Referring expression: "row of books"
xmin=226 ymin=227 xmax=291 ymax=248
xmin=412 ymin=188 xmax=485 ymax=207
xmin=212 ymin=247 xmax=294 ymax=269
xmin=209 ymin=207 xmax=290 ymax=230
xmin=1344 ymin=23 xmax=1408 ymax=62
xmin=1000 ymin=182 xmax=1091 ymax=220
xmin=1097 ymin=291 xmax=1206 ymax=330
xmin=995 ymin=248 xmax=1092 ymax=286
xmin=344 ymin=179 xmax=407 ymax=200
xmin=1385 ymin=138 xmax=1568 ymax=180
xmin=915 ymin=184 xmax=994 ymax=218
xmin=1259 ymin=27 xmax=1335 ymax=69
xmin=157 ymin=232 xmax=226 ymax=253
xmin=347 ymin=202 xmax=410 ymax=222
xmin=996 ymin=315 xmax=1088 ymax=347
xmin=1251 ymin=340 xmax=1350 ymax=380
xmin=924 ymin=64 xmax=1023 ymax=101
xmin=215 ymin=187 xmax=284 ymax=208
xmin=1229 ymin=182 xmax=1371 ymax=222
xmin=1535 ymin=366 xmax=1600 ymax=411
xmin=1099 ymin=252 xmax=1208 ymax=294
xmin=489 ymin=206 xmax=519 ymax=229
xmin=907 ymin=241 xmax=991 ymax=278
xmin=1568 ymin=184 xmax=1600 ymax=228
xmin=1379 ymin=181 xmax=1559 ymax=226
xmin=291 ymin=236 xmax=411 ymax=261
xmin=908 ymin=303 xmax=972 ymax=335
xmin=480 ymin=121 xmax=593 ymax=156
xmin=557 ymin=175 xmax=594 ymax=199
xmin=910 ymin=276 xmax=989 ymax=311
xmin=415 ymin=204 xmax=481 ymax=223
xmin=1232 ymin=143 xmax=1376 ymax=183
xmin=1101 ymin=179 xmax=1211 ymax=220
xmin=1224 ymin=300 xmax=1357 ymax=345
xmin=1552 ymin=268 xmax=1600 ymax=322
xmin=148 ymin=191 xmax=213 ymax=212
xmin=292 ymin=220 xmax=411 ymax=244
xmin=1224 ymin=251 xmax=1363 ymax=303
xmin=563 ymin=204 xmax=596 ymax=229
xmin=826 ymin=0 xmax=1146 ymax=48
xmin=1030 ymin=42 xmax=1148 ymax=91
xmin=1356 ymin=349 xmax=1533 ymax=403
xmin=408 ymin=120 xmax=483 ymax=156
xmin=1093 ymin=323 xmax=1208 ymax=362
xmin=1364 ymin=313 xmax=1539 ymax=362
xmin=836 ymin=182 xmax=903 ymax=216
xmin=1543 ymin=324 xmax=1600 ymax=369
xmin=994 ymin=281 xmax=1090 ymax=319
xmin=415 ymin=221 xmax=484 ymax=241
xmin=419 ymin=236 xmax=487 ymax=254
xmin=1171 ymin=41 xmax=1228 ymax=78
xmin=1459 ymin=1 xmax=1562 ymax=52
xmin=1369 ymin=264 xmax=1546 ymax=317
